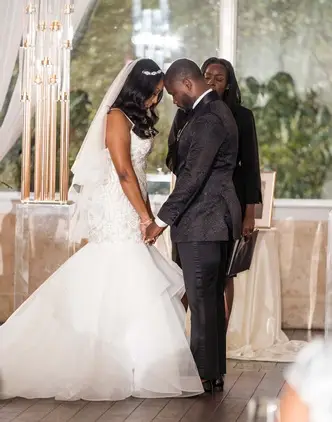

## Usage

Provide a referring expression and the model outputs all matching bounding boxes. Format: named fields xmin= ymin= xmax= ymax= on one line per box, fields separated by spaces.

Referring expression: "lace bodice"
xmin=87 ymin=132 xmax=153 ymax=243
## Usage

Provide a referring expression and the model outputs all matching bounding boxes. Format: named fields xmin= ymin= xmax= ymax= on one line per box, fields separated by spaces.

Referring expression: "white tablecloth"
xmin=156 ymin=228 xmax=306 ymax=362
xmin=227 ymin=228 xmax=305 ymax=361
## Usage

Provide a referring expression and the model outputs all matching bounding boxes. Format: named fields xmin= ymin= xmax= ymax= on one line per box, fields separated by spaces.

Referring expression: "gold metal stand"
xmin=20 ymin=0 xmax=74 ymax=203
xmin=13 ymin=1 xmax=76 ymax=314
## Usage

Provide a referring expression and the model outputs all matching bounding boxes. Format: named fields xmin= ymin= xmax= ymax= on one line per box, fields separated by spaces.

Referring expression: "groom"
xmin=145 ymin=59 xmax=241 ymax=389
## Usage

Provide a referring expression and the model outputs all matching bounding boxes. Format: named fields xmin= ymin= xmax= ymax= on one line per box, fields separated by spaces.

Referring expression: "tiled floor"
xmin=0 ymin=330 xmax=316 ymax=422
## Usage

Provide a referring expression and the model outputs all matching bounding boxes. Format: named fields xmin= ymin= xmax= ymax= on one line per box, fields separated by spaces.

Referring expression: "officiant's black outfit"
xmin=157 ymin=90 xmax=241 ymax=380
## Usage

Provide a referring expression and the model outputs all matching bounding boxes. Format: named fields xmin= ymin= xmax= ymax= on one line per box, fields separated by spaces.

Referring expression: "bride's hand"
xmin=140 ymin=225 xmax=147 ymax=237
xmin=139 ymin=217 xmax=153 ymax=239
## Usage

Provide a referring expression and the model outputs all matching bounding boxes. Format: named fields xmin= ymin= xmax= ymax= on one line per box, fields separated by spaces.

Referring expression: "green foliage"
xmin=1 ymin=0 xmax=332 ymax=198
xmin=67 ymin=0 xmax=220 ymax=174
xmin=147 ymin=100 xmax=172 ymax=173
xmin=0 ymin=89 xmax=93 ymax=191
xmin=68 ymin=90 xmax=93 ymax=172
xmin=168 ymin=0 xmax=219 ymax=64
xmin=0 ymin=144 xmax=21 ymax=190
xmin=70 ymin=0 xmax=133 ymax=110
xmin=241 ymin=72 xmax=332 ymax=198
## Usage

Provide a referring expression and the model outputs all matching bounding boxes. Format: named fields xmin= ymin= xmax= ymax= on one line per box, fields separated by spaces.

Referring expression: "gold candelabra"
xmin=20 ymin=0 xmax=74 ymax=203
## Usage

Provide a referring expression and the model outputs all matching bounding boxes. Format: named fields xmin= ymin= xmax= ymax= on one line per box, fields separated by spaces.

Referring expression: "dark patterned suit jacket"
xmin=158 ymin=91 xmax=242 ymax=242
xmin=167 ymin=105 xmax=262 ymax=218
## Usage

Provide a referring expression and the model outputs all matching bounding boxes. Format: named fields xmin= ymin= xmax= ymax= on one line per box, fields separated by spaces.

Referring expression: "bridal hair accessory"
xmin=142 ymin=70 xmax=162 ymax=76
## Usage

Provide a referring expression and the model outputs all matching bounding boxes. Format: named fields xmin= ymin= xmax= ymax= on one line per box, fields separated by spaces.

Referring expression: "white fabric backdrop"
xmin=0 ymin=0 xmax=22 ymax=118
xmin=0 ymin=0 xmax=95 ymax=161
xmin=226 ymin=229 xmax=306 ymax=361
xmin=156 ymin=227 xmax=307 ymax=362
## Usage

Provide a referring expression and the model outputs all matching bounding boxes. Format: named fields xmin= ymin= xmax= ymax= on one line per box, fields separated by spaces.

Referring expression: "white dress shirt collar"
xmin=192 ymin=88 xmax=213 ymax=109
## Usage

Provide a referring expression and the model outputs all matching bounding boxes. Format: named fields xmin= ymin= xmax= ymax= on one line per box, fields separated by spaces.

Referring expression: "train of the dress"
xmin=0 ymin=241 xmax=203 ymax=400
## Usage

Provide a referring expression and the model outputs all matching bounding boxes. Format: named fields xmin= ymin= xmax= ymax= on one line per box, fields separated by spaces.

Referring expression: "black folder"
xmin=226 ymin=230 xmax=259 ymax=277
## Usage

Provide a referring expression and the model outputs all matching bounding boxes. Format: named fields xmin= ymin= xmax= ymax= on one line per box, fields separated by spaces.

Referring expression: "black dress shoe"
xmin=202 ymin=380 xmax=214 ymax=394
xmin=214 ymin=376 xmax=224 ymax=390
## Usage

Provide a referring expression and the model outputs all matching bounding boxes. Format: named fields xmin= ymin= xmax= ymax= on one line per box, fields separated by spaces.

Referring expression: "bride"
xmin=0 ymin=58 xmax=203 ymax=400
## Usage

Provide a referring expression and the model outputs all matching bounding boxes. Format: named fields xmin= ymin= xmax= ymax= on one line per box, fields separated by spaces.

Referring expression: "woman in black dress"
xmin=167 ymin=57 xmax=262 ymax=328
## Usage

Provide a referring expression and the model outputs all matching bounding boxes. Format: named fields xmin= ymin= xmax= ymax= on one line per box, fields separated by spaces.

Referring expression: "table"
xmin=156 ymin=228 xmax=306 ymax=362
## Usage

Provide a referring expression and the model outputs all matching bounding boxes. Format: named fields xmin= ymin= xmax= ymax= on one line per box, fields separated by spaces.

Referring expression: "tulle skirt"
xmin=0 ymin=241 xmax=203 ymax=400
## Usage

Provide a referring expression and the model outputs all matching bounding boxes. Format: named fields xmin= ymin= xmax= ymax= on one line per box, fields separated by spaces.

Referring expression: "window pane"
xmin=70 ymin=0 xmax=220 ymax=209
xmin=71 ymin=0 xmax=220 ymax=174
xmin=236 ymin=0 xmax=332 ymax=199
xmin=0 ymin=0 xmax=220 ymax=193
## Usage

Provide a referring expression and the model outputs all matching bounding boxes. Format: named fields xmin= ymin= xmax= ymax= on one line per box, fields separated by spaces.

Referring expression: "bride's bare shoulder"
xmin=106 ymin=108 xmax=132 ymax=149
xmin=107 ymin=108 xmax=132 ymax=132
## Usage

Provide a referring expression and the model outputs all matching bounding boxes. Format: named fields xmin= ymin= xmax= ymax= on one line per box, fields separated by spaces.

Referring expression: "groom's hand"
xmin=145 ymin=222 xmax=164 ymax=244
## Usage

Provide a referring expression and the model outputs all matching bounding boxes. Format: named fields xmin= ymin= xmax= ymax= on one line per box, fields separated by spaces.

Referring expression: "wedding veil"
xmin=69 ymin=58 xmax=141 ymax=243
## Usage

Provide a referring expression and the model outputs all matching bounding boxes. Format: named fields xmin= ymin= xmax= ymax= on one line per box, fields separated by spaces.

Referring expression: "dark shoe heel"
xmin=202 ymin=380 xmax=214 ymax=394
xmin=214 ymin=376 xmax=224 ymax=391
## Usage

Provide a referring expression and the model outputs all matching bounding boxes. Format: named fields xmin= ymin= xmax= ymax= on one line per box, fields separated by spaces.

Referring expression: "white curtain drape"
xmin=219 ymin=0 xmax=237 ymax=66
xmin=0 ymin=0 xmax=22 ymax=118
xmin=0 ymin=0 xmax=96 ymax=162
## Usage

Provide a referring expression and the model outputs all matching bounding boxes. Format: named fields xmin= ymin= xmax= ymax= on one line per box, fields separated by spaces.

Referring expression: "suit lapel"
xmin=171 ymin=113 xmax=192 ymax=172
xmin=176 ymin=118 xmax=192 ymax=142
xmin=172 ymin=91 xmax=219 ymax=173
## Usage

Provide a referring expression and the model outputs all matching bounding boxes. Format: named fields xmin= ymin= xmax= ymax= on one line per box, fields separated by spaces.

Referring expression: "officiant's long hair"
xmin=111 ymin=59 xmax=164 ymax=139
xmin=201 ymin=57 xmax=241 ymax=111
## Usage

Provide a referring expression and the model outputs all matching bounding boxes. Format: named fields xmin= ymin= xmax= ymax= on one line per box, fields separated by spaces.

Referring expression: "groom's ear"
xmin=183 ymin=78 xmax=192 ymax=91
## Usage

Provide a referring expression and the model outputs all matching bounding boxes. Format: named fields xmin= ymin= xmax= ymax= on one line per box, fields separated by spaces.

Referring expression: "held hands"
xmin=144 ymin=221 xmax=165 ymax=245
xmin=139 ymin=217 xmax=153 ymax=239
xmin=139 ymin=217 xmax=164 ymax=244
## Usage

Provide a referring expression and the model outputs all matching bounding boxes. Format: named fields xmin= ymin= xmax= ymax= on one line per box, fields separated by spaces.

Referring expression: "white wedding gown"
xmin=0 ymin=131 xmax=203 ymax=401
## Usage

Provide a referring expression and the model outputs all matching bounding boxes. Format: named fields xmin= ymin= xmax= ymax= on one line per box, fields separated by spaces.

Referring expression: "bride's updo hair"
xmin=111 ymin=59 xmax=164 ymax=139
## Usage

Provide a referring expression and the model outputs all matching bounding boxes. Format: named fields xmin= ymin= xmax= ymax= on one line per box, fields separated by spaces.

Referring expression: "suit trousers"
xmin=172 ymin=242 xmax=182 ymax=267
xmin=177 ymin=241 xmax=229 ymax=380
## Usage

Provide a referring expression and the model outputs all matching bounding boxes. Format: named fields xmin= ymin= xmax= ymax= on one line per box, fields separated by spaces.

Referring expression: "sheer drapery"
xmin=0 ymin=0 xmax=23 ymax=121
xmin=156 ymin=226 xmax=306 ymax=362
xmin=0 ymin=0 xmax=96 ymax=162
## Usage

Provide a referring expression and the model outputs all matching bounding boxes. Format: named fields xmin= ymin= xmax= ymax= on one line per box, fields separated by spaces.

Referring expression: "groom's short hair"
xmin=165 ymin=59 xmax=203 ymax=85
